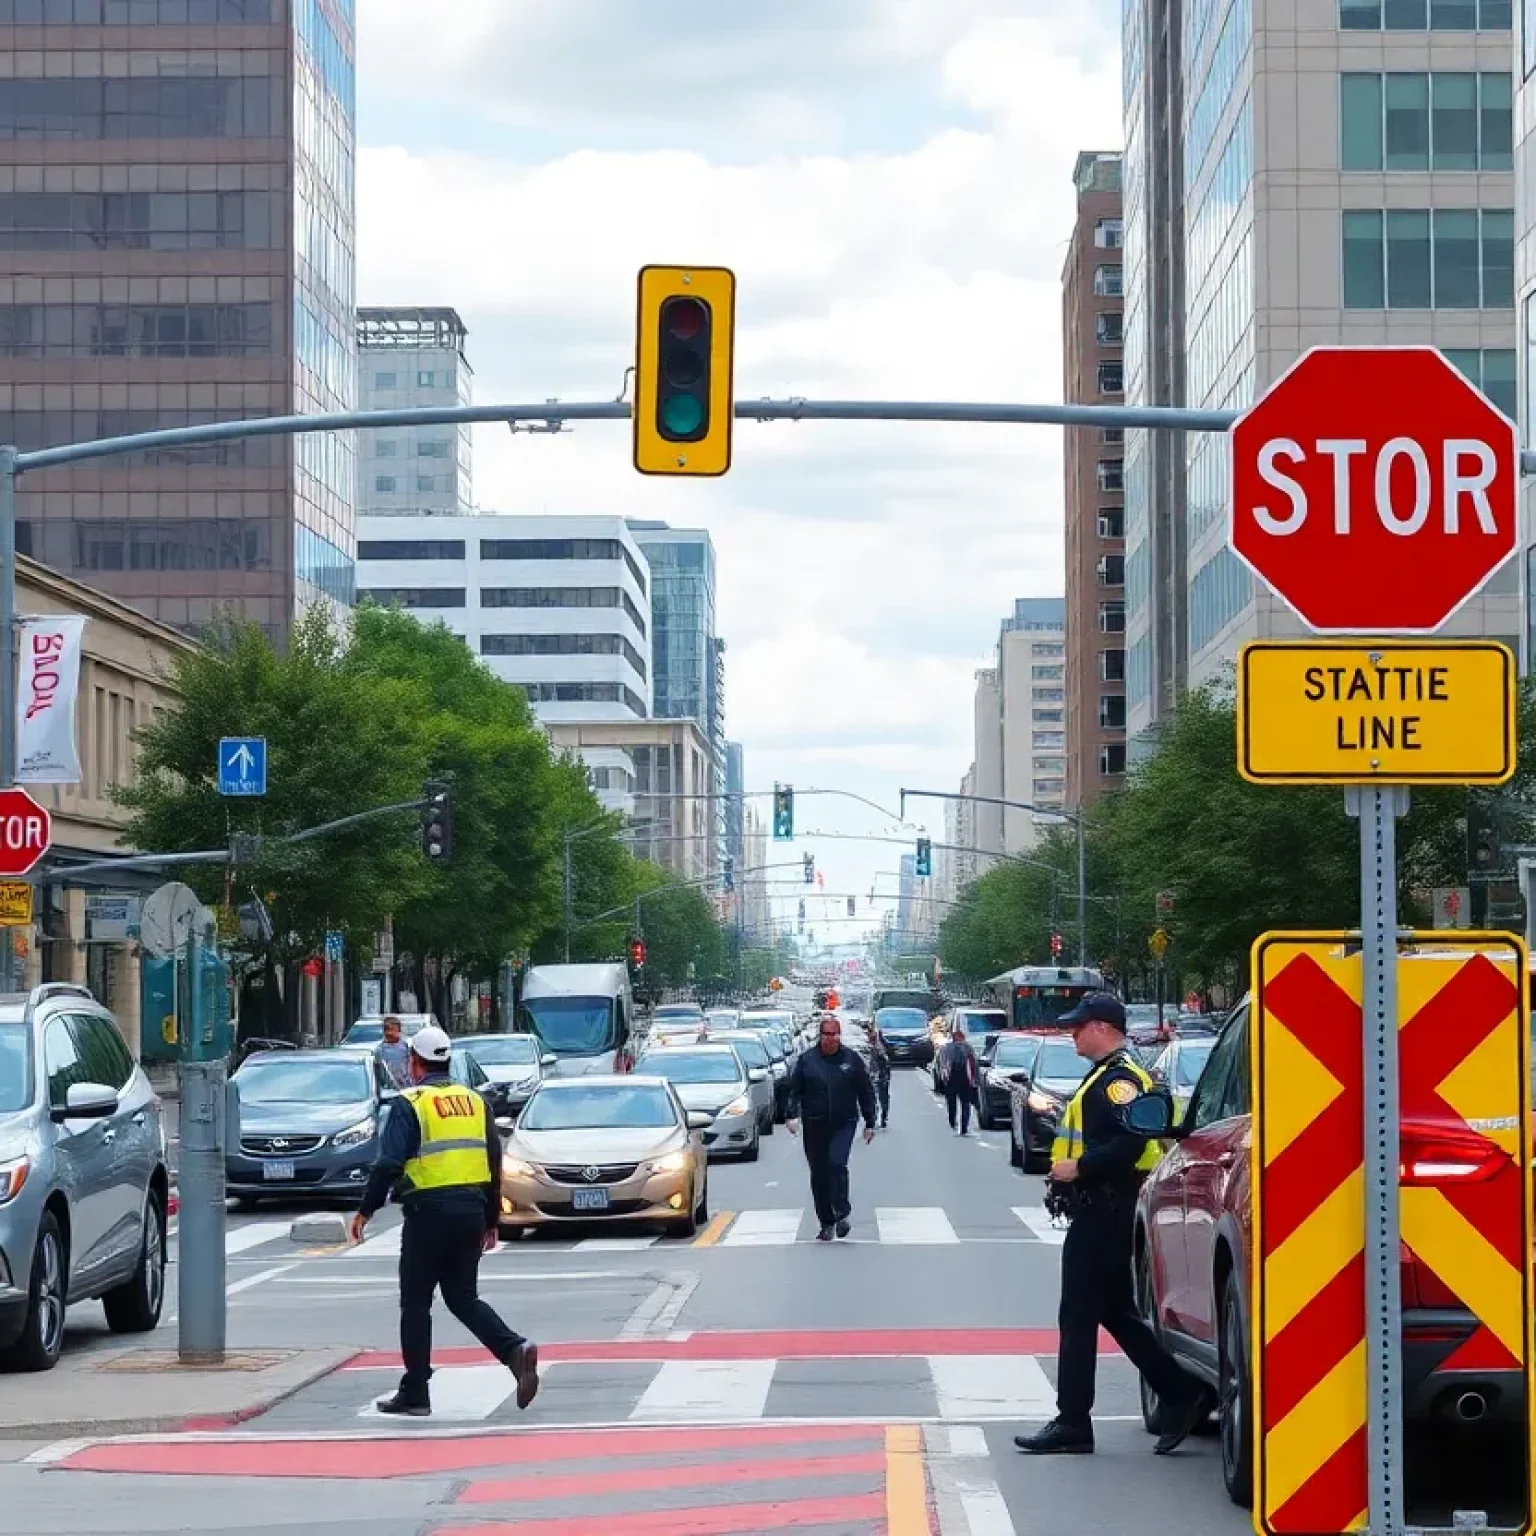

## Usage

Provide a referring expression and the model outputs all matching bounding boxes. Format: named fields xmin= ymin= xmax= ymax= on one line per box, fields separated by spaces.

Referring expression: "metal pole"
xmin=1075 ymin=813 xmax=1088 ymax=969
xmin=1346 ymin=782 xmax=1407 ymax=1536
xmin=0 ymin=449 xmax=16 ymax=996
xmin=177 ymin=930 xmax=227 ymax=1363
xmin=563 ymin=832 xmax=574 ymax=964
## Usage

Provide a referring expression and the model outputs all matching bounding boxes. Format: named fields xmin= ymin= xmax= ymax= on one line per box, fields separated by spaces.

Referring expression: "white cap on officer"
xmin=409 ymin=1024 xmax=452 ymax=1064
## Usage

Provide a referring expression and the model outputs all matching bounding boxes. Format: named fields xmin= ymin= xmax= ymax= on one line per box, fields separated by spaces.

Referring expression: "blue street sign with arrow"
xmin=218 ymin=737 xmax=267 ymax=798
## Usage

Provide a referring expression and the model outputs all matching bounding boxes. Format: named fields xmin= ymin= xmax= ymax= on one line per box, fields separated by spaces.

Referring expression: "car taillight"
xmin=1399 ymin=1126 xmax=1507 ymax=1185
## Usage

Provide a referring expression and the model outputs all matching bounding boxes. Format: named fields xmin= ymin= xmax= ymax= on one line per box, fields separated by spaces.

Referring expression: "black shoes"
xmin=816 ymin=1225 xmax=834 ymax=1241
xmin=835 ymin=1219 xmax=851 ymax=1238
xmin=375 ymin=1392 xmax=430 ymax=1417
xmin=1153 ymin=1389 xmax=1206 ymax=1455
xmin=510 ymin=1341 xmax=540 ymax=1410
xmin=1014 ymin=1418 xmax=1093 ymax=1455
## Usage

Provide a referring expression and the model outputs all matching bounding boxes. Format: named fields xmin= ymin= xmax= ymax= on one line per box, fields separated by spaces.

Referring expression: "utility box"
xmin=139 ymin=955 xmax=179 ymax=1064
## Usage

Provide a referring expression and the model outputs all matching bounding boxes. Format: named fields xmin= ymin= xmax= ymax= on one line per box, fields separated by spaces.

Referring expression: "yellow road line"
xmin=692 ymin=1211 xmax=733 ymax=1247
xmin=885 ymin=1423 xmax=929 ymax=1536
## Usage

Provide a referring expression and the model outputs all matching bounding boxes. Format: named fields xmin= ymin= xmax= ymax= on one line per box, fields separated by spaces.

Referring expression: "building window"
xmin=357 ymin=539 xmax=465 ymax=561
xmin=1340 ymin=72 xmax=1511 ymax=170
xmin=1033 ymin=643 xmax=1065 ymax=658
xmin=1096 ymin=312 xmax=1124 ymax=345
xmin=1098 ymin=361 xmax=1124 ymax=394
xmin=417 ymin=370 xmax=435 ymax=387
xmin=1442 ymin=347 xmax=1517 ymax=418
xmin=1094 ymin=218 xmax=1123 ymax=248
xmin=1101 ymin=427 xmax=1125 ymax=445
xmin=374 ymin=371 xmax=396 ymax=390
xmin=357 ymin=587 xmax=467 ymax=609
xmin=1098 ymin=509 xmax=1125 ymax=538
xmin=1097 ymin=459 xmax=1124 ymax=492
xmin=1031 ymin=664 xmax=1064 ymax=681
xmin=1034 ymin=731 xmax=1066 ymax=749
xmin=519 ymin=681 xmax=647 ymax=716
xmin=1034 ymin=688 xmax=1066 ymax=703
xmin=69 ymin=516 xmax=272 ymax=574
xmin=375 ymin=440 xmax=397 ymax=458
xmin=1099 ymin=743 xmax=1128 ymax=776
xmin=1189 ymin=547 xmax=1252 ymax=652
xmin=374 ymin=475 xmax=397 ymax=493
xmin=1033 ymin=777 xmax=1066 ymax=796
xmin=1033 ymin=707 xmax=1064 ymax=724
xmin=1099 ymin=602 xmax=1125 ymax=633
xmin=417 ymin=440 xmax=452 ymax=458
xmin=480 ymin=538 xmax=648 ymax=595
xmin=1099 ymin=695 xmax=1128 ymax=730
xmin=1341 ymin=0 xmax=1510 ymax=26
xmin=1100 ymin=648 xmax=1127 ymax=682
xmin=416 ymin=476 xmax=437 ymax=494
xmin=1092 ymin=264 xmax=1124 ymax=297
xmin=0 ymin=301 xmax=272 ymax=357
xmin=1098 ymin=554 xmax=1126 ymax=586
xmin=1342 ymin=207 xmax=1513 ymax=308
xmin=480 ymin=586 xmax=648 ymax=636
xmin=0 ymin=73 xmax=281 ymax=140
xmin=480 ymin=631 xmax=648 ymax=679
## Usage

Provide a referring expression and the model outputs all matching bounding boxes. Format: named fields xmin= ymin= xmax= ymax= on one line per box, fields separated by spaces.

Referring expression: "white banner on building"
xmin=16 ymin=614 xmax=86 ymax=784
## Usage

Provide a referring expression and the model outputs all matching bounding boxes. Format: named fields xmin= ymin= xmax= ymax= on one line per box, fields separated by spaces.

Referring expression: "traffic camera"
xmin=633 ymin=265 xmax=735 ymax=476
xmin=915 ymin=837 xmax=932 ymax=878
xmin=422 ymin=781 xmax=453 ymax=862
xmin=773 ymin=784 xmax=794 ymax=840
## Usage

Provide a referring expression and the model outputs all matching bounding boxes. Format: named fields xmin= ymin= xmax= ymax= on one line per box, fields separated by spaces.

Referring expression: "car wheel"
xmin=1219 ymin=1270 xmax=1254 ymax=1508
xmin=762 ymin=1110 xmax=774 ymax=1137
xmin=1009 ymin=1125 xmax=1024 ymax=1169
xmin=1136 ymin=1244 xmax=1171 ymax=1434
xmin=741 ymin=1133 xmax=760 ymax=1163
xmin=0 ymin=1211 xmax=67 ymax=1372
xmin=103 ymin=1192 xmax=167 ymax=1335
xmin=976 ymin=1099 xmax=993 ymax=1131
xmin=694 ymin=1178 xmax=709 ymax=1226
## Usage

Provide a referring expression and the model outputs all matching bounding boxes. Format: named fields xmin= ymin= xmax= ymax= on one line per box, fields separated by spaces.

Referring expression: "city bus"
xmin=976 ymin=966 xmax=1104 ymax=1030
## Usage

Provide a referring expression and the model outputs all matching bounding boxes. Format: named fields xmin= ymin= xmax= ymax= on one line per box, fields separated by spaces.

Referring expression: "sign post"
xmin=1231 ymin=346 xmax=1525 ymax=1536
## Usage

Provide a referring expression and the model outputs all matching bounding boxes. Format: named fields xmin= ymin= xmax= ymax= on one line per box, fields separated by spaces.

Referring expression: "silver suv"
xmin=0 ymin=984 xmax=169 ymax=1370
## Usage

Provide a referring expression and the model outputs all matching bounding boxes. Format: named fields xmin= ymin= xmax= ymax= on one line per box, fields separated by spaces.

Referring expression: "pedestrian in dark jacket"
xmin=866 ymin=1025 xmax=891 ymax=1129
xmin=940 ymin=1026 xmax=979 ymax=1136
xmin=786 ymin=1015 xmax=877 ymax=1241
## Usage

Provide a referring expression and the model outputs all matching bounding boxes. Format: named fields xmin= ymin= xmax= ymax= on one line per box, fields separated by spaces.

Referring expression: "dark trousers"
xmin=1056 ymin=1189 xmax=1192 ymax=1427
xmin=945 ymin=1078 xmax=973 ymax=1133
xmin=802 ymin=1117 xmax=856 ymax=1227
xmin=398 ymin=1201 xmax=525 ymax=1401
xmin=875 ymin=1075 xmax=890 ymax=1125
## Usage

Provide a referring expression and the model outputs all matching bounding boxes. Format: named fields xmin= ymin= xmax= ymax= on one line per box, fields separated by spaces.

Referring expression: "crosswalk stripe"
xmin=876 ymin=1207 xmax=960 ymax=1245
xmin=358 ymin=1362 xmax=514 ymax=1421
xmin=629 ymin=1359 xmax=776 ymax=1422
xmin=347 ymin=1223 xmax=402 ymax=1259
xmin=928 ymin=1355 xmax=1056 ymax=1421
xmin=719 ymin=1209 xmax=802 ymax=1246
xmin=573 ymin=1235 xmax=660 ymax=1251
xmin=1011 ymin=1207 xmax=1067 ymax=1246
xmin=221 ymin=1220 xmax=293 ymax=1256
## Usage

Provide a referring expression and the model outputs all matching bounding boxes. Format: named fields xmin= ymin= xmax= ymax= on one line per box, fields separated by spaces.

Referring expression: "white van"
xmin=518 ymin=963 xmax=636 ymax=1077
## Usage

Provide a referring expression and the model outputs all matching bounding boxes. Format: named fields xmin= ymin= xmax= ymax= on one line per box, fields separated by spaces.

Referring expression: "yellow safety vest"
xmin=1051 ymin=1052 xmax=1161 ymax=1173
xmin=400 ymin=1082 xmax=492 ymax=1193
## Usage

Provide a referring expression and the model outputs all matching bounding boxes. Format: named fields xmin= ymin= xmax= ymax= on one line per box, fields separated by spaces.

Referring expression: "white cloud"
xmin=355 ymin=1 xmax=1122 ymax=927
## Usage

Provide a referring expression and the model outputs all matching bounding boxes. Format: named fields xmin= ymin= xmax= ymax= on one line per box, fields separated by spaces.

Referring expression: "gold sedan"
xmin=498 ymin=1076 xmax=711 ymax=1240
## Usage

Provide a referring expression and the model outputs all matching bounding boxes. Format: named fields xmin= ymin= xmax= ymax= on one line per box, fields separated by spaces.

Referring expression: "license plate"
xmin=262 ymin=1160 xmax=295 ymax=1181
xmin=571 ymin=1187 xmax=610 ymax=1212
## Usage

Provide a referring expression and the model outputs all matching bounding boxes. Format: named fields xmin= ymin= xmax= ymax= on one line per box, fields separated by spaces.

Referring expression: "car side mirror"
xmin=748 ymin=1069 xmax=767 ymax=1084
xmin=1122 ymin=1094 xmax=1177 ymax=1138
xmin=495 ymin=1117 xmax=515 ymax=1135
xmin=687 ymin=1110 xmax=715 ymax=1130
xmin=53 ymin=1081 xmax=118 ymax=1123
xmin=540 ymin=1054 xmax=557 ymax=1068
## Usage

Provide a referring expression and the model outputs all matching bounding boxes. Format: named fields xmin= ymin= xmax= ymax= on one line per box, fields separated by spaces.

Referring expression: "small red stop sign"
xmin=1229 ymin=347 xmax=1518 ymax=633
xmin=0 ymin=787 xmax=50 ymax=876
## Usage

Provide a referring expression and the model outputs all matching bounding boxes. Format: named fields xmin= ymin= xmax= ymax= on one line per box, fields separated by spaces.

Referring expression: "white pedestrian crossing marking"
xmin=221 ymin=1220 xmax=292 ymax=1256
xmin=876 ymin=1206 xmax=960 ymax=1245
xmin=720 ymin=1209 xmax=802 ymax=1246
xmin=358 ymin=1363 xmax=514 ymax=1421
xmin=347 ymin=1223 xmax=403 ymax=1259
xmin=629 ymin=1359 xmax=776 ymax=1422
xmin=573 ymin=1235 xmax=660 ymax=1251
xmin=1012 ymin=1206 xmax=1067 ymax=1246
xmin=960 ymin=1487 xmax=1020 ymax=1536
xmin=928 ymin=1354 xmax=1056 ymax=1421
xmin=944 ymin=1425 xmax=991 ymax=1457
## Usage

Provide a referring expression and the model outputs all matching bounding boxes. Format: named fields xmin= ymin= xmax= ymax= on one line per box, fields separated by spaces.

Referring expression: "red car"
xmin=1134 ymin=997 xmax=1526 ymax=1508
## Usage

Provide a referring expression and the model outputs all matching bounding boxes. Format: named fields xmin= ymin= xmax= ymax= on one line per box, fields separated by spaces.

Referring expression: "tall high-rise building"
xmin=1123 ymin=0 xmax=1519 ymax=755
xmin=1063 ymin=152 xmax=1127 ymax=808
xmin=357 ymin=308 xmax=472 ymax=517
xmin=724 ymin=740 xmax=745 ymax=882
xmin=0 ymin=0 xmax=358 ymax=641
xmin=996 ymin=598 xmax=1067 ymax=852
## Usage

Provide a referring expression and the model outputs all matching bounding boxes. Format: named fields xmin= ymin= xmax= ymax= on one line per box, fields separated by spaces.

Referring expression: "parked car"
xmin=498 ymin=1077 xmax=710 ymax=1238
xmin=459 ymin=1033 xmax=555 ymax=1118
xmin=337 ymin=1014 xmax=436 ymax=1052
xmin=1123 ymin=1002 xmax=1173 ymax=1048
xmin=1143 ymin=1035 xmax=1216 ymax=1121
xmin=633 ymin=1043 xmax=763 ymax=1161
xmin=873 ymin=1007 xmax=934 ymax=1067
xmin=736 ymin=1021 xmax=791 ymax=1119
xmin=1006 ymin=1033 xmax=1091 ymax=1172
xmin=0 ymin=983 xmax=170 ymax=1371
xmin=651 ymin=1003 xmax=705 ymax=1028
xmin=975 ymin=1031 xmax=1041 ymax=1130
xmin=704 ymin=1032 xmax=778 ymax=1136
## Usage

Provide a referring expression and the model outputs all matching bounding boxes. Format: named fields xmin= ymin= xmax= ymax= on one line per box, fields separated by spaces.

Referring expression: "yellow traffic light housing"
xmin=634 ymin=265 xmax=735 ymax=476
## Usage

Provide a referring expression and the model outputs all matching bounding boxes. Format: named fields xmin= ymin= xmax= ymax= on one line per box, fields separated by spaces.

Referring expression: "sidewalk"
xmin=0 ymin=1344 xmax=355 ymax=1440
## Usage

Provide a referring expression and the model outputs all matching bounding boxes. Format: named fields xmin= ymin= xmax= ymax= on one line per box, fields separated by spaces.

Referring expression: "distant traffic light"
xmin=722 ymin=856 xmax=735 ymax=893
xmin=847 ymin=896 xmax=856 ymax=916
xmin=633 ymin=265 xmax=736 ymax=476
xmin=915 ymin=837 xmax=932 ymax=878
xmin=629 ymin=938 xmax=647 ymax=968
xmin=773 ymin=784 xmax=794 ymax=841
xmin=1049 ymin=931 xmax=1063 ymax=959
xmin=803 ymin=854 xmax=814 ymax=886
xmin=422 ymin=781 xmax=453 ymax=862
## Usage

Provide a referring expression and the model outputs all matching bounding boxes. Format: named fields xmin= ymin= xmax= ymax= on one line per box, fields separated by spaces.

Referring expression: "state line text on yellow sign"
xmin=1237 ymin=640 xmax=1515 ymax=785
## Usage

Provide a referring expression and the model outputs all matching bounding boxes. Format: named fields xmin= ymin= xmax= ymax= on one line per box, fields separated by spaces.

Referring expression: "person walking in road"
xmin=374 ymin=1014 xmax=413 ymax=1090
xmin=352 ymin=1025 xmax=541 ymax=1418
xmin=866 ymin=1022 xmax=891 ymax=1129
xmin=1014 ymin=993 xmax=1203 ymax=1457
xmin=786 ymin=1014 xmax=877 ymax=1241
xmin=940 ymin=1024 xmax=979 ymax=1136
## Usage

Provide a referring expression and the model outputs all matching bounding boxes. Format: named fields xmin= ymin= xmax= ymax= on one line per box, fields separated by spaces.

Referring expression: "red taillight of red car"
xmin=1399 ymin=1124 xmax=1508 ymax=1186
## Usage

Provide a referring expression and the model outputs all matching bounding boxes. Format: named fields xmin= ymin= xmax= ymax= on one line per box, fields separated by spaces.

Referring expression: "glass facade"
xmin=1340 ymin=72 xmax=1513 ymax=170
xmin=1342 ymin=208 xmax=1515 ymax=308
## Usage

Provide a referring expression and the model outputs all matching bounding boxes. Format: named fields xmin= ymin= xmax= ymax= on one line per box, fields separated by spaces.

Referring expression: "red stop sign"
xmin=1229 ymin=346 xmax=1518 ymax=632
xmin=0 ymin=787 xmax=50 ymax=876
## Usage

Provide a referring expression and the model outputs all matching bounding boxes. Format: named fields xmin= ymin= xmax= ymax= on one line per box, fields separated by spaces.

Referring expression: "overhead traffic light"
xmin=803 ymin=854 xmax=815 ymax=886
xmin=633 ymin=265 xmax=736 ymax=476
xmin=422 ymin=781 xmax=453 ymax=862
xmin=629 ymin=937 xmax=647 ymax=968
xmin=847 ymin=897 xmax=856 ymax=916
xmin=915 ymin=837 xmax=932 ymax=878
xmin=722 ymin=856 xmax=735 ymax=893
xmin=773 ymin=784 xmax=794 ymax=841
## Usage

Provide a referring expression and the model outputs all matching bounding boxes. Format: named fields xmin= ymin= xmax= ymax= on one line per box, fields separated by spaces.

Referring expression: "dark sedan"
xmin=1007 ymin=1034 xmax=1090 ymax=1172
xmin=976 ymin=1031 xmax=1042 ymax=1130
xmin=873 ymin=1007 xmax=933 ymax=1067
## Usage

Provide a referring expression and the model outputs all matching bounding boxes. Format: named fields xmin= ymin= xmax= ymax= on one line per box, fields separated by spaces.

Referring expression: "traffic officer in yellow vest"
xmin=1015 ymin=993 xmax=1202 ymax=1457
xmin=351 ymin=1025 xmax=540 ymax=1417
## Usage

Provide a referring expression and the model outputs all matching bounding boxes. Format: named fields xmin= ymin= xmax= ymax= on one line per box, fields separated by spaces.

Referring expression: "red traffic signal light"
xmin=629 ymin=938 xmax=647 ymax=967
xmin=1049 ymin=932 xmax=1063 ymax=958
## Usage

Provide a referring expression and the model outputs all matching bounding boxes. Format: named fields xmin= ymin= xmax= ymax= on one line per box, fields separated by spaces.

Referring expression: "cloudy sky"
xmin=355 ymin=0 xmax=1123 ymax=945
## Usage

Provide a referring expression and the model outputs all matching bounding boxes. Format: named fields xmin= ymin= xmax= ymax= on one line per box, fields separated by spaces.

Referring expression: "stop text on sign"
xmin=1237 ymin=639 xmax=1515 ymax=785
xmin=0 ymin=813 xmax=46 ymax=852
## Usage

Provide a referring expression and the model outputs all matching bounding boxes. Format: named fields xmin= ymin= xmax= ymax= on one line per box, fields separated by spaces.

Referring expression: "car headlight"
xmin=0 ymin=1155 xmax=31 ymax=1205
xmin=330 ymin=1117 xmax=377 ymax=1149
xmin=721 ymin=1095 xmax=751 ymax=1117
xmin=1027 ymin=1091 xmax=1058 ymax=1114
xmin=502 ymin=1156 xmax=538 ymax=1178
xmin=648 ymin=1150 xmax=691 ymax=1175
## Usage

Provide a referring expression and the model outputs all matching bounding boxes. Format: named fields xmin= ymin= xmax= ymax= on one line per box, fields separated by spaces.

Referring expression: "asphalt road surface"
xmin=1 ymin=1066 xmax=1517 ymax=1534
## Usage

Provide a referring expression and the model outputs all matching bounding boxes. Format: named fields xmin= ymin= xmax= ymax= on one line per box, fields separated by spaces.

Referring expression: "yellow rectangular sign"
xmin=0 ymin=881 xmax=32 ymax=927
xmin=1238 ymin=639 xmax=1515 ymax=785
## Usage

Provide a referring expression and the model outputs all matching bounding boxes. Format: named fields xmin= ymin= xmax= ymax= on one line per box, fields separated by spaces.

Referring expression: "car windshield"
xmin=519 ymin=996 xmax=615 ymax=1055
xmin=0 ymin=1022 xmax=32 ymax=1113
xmin=1172 ymin=1042 xmax=1215 ymax=1088
xmin=992 ymin=1037 xmax=1040 ymax=1069
xmin=720 ymin=1036 xmax=769 ymax=1068
xmin=654 ymin=1006 xmax=702 ymax=1021
xmin=876 ymin=1009 xmax=927 ymax=1031
xmin=1035 ymin=1041 xmax=1087 ymax=1082
xmin=237 ymin=1059 xmax=370 ymax=1105
xmin=637 ymin=1051 xmax=742 ymax=1084
xmin=342 ymin=1022 xmax=382 ymax=1045
xmin=520 ymin=1084 xmax=677 ymax=1131
xmin=962 ymin=1011 xmax=1008 ymax=1033
xmin=743 ymin=1029 xmax=785 ymax=1060
xmin=467 ymin=1037 xmax=539 ymax=1066
xmin=705 ymin=1011 xmax=738 ymax=1026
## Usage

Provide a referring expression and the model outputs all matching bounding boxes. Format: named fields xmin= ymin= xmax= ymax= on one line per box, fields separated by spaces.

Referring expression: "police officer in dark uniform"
xmin=1014 ymin=994 xmax=1203 ymax=1456
xmin=352 ymin=1025 xmax=541 ymax=1417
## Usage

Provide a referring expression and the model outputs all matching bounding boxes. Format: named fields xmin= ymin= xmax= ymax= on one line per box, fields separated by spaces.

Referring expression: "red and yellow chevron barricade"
xmin=1252 ymin=932 xmax=1533 ymax=1536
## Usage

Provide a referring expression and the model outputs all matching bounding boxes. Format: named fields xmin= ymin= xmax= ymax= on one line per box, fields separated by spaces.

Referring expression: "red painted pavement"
xmin=433 ymin=1491 xmax=887 ymax=1536
xmin=58 ymin=1422 xmax=884 ymax=1480
xmin=456 ymin=1448 xmax=886 ymax=1504
xmin=343 ymin=1326 xmax=1111 ymax=1370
